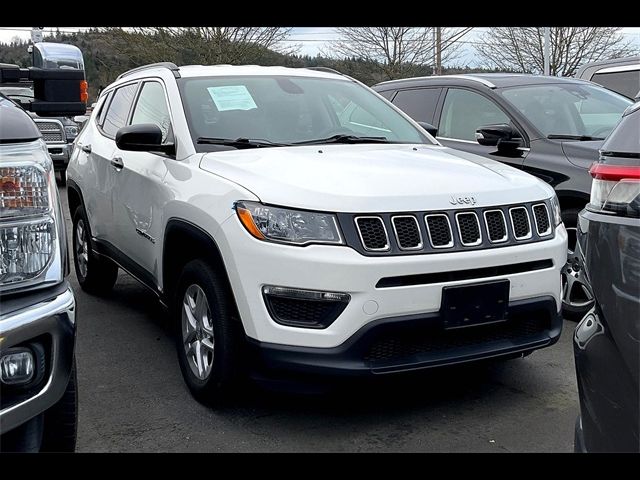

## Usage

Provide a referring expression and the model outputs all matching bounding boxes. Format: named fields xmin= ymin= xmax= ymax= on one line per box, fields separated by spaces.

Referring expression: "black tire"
xmin=72 ymin=206 xmax=118 ymax=294
xmin=174 ymin=259 xmax=245 ymax=406
xmin=40 ymin=360 xmax=78 ymax=452
xmin=561 ymin=208 xmax=593 ymax=321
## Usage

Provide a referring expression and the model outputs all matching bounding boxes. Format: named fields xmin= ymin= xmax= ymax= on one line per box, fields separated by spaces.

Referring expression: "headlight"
xmin=550 ymin=195 xmax=562 ymax=226
xmin=0 ymin=140 xmax=61 ymax=292
xmin=235 ymin=201 xmax=344 ymax=246
xmin=64 ymin=125 xmax=78 ymax=140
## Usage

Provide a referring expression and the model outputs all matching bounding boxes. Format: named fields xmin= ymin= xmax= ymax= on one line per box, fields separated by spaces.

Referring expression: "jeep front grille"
xmin=484 ymin=210 xmax=508 ymax=243
xmin=341 ymin=200 xmax=555 ymax=256
xmin=391 ymin=216 xmax=422 ymax=250
xmin=425 ymin=214 xmax=453 ymax=248
xmin=455 ymin=212 xmax=482 ymax=246
xmin=355 ymin=216 xmax=389 ymax=251
xmin=532 ymin=204 xmax=551 ymax=236
xmin=509 ymin=207 xmax=532 ymax=240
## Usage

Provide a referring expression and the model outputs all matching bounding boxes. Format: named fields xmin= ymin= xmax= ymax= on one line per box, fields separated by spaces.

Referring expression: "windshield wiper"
xmin=196 ymin=137 xmax=289 ymax=148
xmin=547 ymin=134 xmax=604 ymax=141
xmin=292 ymin=134 xmax=391 ymax=145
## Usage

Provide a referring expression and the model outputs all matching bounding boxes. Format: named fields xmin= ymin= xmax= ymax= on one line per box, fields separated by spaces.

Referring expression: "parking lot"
xmin=56 ymin=184 xmax=580 ymax=453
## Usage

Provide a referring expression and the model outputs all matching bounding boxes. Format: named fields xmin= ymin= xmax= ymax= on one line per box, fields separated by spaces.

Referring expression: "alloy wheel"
xmin=75 ymin=219 xmax=89 ymax=279
xmin=182 ymin=284 xmax=215 ymax=380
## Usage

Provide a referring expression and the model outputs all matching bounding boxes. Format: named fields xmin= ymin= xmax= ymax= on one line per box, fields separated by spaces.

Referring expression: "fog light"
xmin=262 ymin=285 xmax=350 ymax=329
xmin=0 ymin=348 xmax=34 ymax=385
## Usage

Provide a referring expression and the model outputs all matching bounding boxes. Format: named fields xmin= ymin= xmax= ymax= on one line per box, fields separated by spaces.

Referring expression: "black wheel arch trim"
xmin=162 ymin=218 xmax=242 ymax=321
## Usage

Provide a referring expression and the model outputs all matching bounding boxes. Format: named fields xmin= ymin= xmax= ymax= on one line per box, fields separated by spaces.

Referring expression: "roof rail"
xmin=117 ymin=62 xmax=181 ymax=80
xmin=305 ymin=66 xmax=345 ymax=76
xmin=376 ymin=74 xmax=497 ymax=89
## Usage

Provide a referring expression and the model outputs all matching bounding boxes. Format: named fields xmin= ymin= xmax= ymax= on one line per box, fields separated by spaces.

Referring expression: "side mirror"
xmin=116 ymin=124 xmax=175 ymax=155
xmin=475 ymin=124 xmax=522 ymax=150
xmin=417 ymin=121 xmax=438 ymax=137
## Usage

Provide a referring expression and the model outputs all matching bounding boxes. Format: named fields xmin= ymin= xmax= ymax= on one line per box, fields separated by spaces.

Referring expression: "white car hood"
xmin=199 ymin=144 xmax=554 ymax=212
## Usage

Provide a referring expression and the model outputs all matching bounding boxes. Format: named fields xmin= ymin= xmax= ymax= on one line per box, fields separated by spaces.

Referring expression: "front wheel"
xmin=174 ymin=259 xmax=245 ymax=406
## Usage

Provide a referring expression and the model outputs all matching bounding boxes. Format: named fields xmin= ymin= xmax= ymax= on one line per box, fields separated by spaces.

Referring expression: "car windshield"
xmin=501 ymin=83 xmax=632 ymax=140
xmin=178 ymin=75 xmax=432 ymax=149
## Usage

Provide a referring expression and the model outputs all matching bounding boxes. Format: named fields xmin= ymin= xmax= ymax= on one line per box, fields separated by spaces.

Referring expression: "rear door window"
xmin=102 ymin=83 xmax=138 ymax=137
xmin=130 ymin=81 xmax=173 ymax=142
xmin=592 ymin=69 xmax=640 ymax=100
xmin=438 ymin=88 xmax=510 ymax=141
xmin=392 ymin=88 xmax=442 ymax=124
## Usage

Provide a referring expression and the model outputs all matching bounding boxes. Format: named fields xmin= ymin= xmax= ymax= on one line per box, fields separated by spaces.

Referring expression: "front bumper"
xmin=0 ymin=283 xmax=76 ymax=435
xmin=46 ymin=143 xmax=71 ymax=171
xmin=219 ymin=215 xmax=568 ymax=349
xmin=248 ymin=295 xmax=562 ymax=376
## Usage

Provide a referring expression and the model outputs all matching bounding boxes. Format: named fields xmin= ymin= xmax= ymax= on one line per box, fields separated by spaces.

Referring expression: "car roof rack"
xmin=117 ymin=62 xmax=181 ymax=80
xmin=305 ymin=66 xmax=345 ymax=76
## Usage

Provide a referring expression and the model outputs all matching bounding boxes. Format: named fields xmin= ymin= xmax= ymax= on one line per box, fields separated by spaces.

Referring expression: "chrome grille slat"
xmin=483 ymin=209 xmax=508 ymax=243
xmin=509 ymin=207 xmax=532 ymax=240
xmin=455 ymin=212 xmax=482 ymax=246
xmin=355 ymin=216 xmax=390 ymax=252
xmin=425 ymin=214 xmax=453 ymax=248
xmin=34 ymin=119 xmax=65 ymax=144
xmin=391 ymin=215 xmax=423 ymax=250
xmin=532 ymin=204 xmax=552 ymax=236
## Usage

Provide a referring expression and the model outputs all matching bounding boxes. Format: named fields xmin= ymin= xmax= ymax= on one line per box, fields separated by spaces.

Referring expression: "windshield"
xmin=178 ymin=75 xmax=431 ymax=149
xmin=501 ymin=83 xmax=632 ymax=139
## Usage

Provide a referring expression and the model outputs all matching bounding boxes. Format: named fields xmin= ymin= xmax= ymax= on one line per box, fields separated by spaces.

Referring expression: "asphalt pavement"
xmin=58 ymin=184 xmax=580 ymax=452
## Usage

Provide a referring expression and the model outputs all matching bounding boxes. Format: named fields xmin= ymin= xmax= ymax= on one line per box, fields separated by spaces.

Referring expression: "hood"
xmin=561 ymin=140 xmax=603 ymax=169
xmin=199 ymin=144 xmax=555 ymax=213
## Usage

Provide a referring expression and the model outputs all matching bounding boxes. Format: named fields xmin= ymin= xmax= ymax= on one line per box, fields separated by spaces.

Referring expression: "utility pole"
xmin=433 ymin=28 xmax=437 ymax=76
xmin=436 ymin=27 xmax=442 ymax=75
xmin=544 ymin=27 xmax=550 ymax=76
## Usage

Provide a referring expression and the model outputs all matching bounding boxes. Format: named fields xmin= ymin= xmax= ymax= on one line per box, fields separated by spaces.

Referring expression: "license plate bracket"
xmin=440 ymin=280 xmax=510 ymax=330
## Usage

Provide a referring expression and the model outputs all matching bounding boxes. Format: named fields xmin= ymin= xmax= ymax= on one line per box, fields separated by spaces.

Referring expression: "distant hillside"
xmin=0 ymin=29 xmax=505 ymax=102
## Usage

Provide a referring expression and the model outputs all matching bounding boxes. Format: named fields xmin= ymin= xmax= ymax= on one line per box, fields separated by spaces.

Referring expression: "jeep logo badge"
xmin=449 ymin=195 xmax=477 ymax=206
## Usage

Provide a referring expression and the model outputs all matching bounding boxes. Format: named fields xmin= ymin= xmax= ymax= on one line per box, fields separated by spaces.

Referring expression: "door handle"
xmin=80 ymin=144 xmax=91 ymax=153
xmin=110 ymin=156 xmax=124 ymax=171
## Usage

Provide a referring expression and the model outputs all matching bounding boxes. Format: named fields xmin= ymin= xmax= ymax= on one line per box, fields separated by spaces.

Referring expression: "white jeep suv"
xmin=67 ymin=63 xmax=567 ymax=403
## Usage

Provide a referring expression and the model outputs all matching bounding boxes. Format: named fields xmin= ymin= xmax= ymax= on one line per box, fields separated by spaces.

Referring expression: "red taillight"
xmin=80 ymin=80 xmax=88 ymax=103
xmin=589 ymin=163 xmax=640 ymax=181
xmin=589 ymin=162 xmax=640 ymax=217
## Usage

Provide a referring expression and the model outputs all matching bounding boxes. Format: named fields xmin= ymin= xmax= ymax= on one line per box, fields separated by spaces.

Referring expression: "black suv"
xmin=573 ymin=102 xmax=640 ymax=452
xmin=373 ymin=74 xmax=633 ymax=317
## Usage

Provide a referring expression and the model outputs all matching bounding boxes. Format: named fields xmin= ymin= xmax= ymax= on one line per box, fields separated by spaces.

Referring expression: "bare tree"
xmin=101 ymin=27 xmax=293 ymax=66
xmin=327 ymin=27 xmax=472 ymax=80
xmin=476 ymin=27 xmax=637 ymax=77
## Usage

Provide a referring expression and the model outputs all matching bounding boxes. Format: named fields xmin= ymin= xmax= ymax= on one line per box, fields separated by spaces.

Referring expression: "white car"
xmin=67 ymin=63 xmax=568 ymax=404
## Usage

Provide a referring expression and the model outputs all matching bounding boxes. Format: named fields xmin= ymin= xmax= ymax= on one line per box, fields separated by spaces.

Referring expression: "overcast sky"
xmin=1 ymin=26 xmax=638 ymax=68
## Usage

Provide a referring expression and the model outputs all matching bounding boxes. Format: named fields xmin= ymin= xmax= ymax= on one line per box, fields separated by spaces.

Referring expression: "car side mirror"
xmin=116 ymin=124 xmax=175 ymax=155
xmin=475 ymin=124 xmax=522 ymax=150
xmin=417 ymin=121 xmax=438 ymax=137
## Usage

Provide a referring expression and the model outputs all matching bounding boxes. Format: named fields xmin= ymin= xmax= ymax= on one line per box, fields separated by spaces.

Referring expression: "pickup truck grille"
xmin=33 ymin=119 xmax=65 ymax=143
xmin=342 ymin=200 xmax=555 ymax=257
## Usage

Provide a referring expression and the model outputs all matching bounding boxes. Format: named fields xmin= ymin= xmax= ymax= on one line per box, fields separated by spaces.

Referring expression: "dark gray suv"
xmin=573 ymin=101 xmax=640 ymax=452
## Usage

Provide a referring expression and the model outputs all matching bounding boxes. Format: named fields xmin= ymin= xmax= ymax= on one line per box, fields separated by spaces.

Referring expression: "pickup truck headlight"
xmin=550 ymin=195 xmax=562 ymax=226
xmin=64 ymin=125 xmax=78 ymax=140
xmin=235 ymin=201 xmax=344 ymax=246
xmin=0 ymin=140 xmax=61 ymax=291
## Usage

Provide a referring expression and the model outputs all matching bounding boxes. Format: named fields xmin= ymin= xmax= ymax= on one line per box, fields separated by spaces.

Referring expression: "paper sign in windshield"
xmin=207 ymin=85 xmax=257 ymax=111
